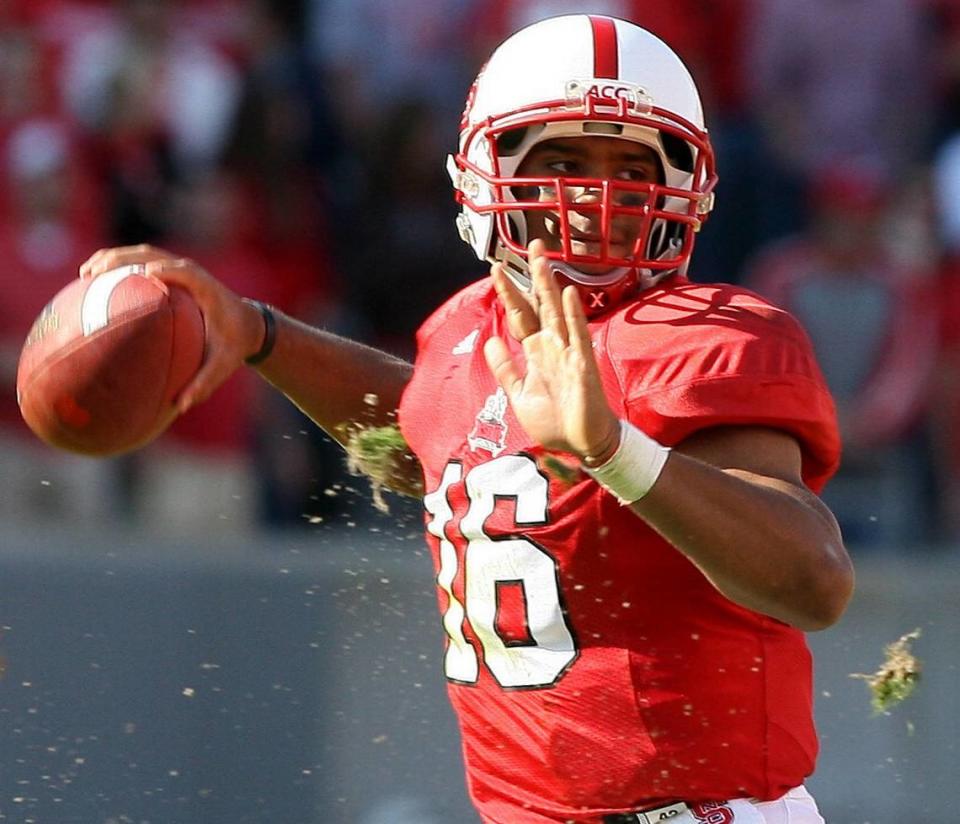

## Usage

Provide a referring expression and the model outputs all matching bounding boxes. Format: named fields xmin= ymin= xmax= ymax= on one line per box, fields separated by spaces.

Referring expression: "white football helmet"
xmin=448 ymin=14 xmax=717 ymax=315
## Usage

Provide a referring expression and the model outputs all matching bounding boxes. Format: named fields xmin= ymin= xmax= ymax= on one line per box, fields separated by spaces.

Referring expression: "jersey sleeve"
xmin=603 ymin=296 xmax=840 ymax=492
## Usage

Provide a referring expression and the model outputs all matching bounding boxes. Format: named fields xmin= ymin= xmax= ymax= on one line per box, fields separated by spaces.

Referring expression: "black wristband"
xmin=243 ymin=299 xmax=277 ymax=365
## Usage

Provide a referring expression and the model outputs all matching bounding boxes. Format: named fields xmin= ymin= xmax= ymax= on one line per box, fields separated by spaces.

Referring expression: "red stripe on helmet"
xmin=590 ymin=16 xmax=619 ymax=78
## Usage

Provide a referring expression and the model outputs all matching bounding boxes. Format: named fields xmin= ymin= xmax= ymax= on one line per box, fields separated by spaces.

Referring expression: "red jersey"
xmin=397 ymin=275 xmax=840 ymax=824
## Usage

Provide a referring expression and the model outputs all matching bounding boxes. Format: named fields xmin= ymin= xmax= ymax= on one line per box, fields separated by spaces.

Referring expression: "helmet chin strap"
xmin=492 ymin=242 xmax=681 ymax=316
xmin=492 ymin=247 xmax=636 ymax=318
xmin=548 ymin=260 xmax=633 ymax=287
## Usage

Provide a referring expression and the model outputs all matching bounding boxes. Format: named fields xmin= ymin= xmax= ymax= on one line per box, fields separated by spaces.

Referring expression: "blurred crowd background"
xmin=2 ymin=0 xmax=960 ymax=550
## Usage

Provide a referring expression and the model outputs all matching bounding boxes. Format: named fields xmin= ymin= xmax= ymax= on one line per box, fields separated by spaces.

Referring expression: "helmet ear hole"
xmin=660 ymin=132 xmax=694 ymax=173
xmin=498 ymin=127 xmax=529 ymax=156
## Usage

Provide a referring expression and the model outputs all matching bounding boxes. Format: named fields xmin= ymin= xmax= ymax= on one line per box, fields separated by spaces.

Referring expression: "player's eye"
xmin=617 ymin=167 xmax=655 ymax=182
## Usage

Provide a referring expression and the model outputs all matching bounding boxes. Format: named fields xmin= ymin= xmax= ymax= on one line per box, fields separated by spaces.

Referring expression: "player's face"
xmin=515 ymin=136 xmax=662 ymax=274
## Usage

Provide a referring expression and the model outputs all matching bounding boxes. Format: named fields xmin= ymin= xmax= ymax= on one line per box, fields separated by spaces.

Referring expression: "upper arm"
xmin=674 ymin=425 xmax=842 ymax=534
xmin=675 ymin=425 xmax=803 ymax=482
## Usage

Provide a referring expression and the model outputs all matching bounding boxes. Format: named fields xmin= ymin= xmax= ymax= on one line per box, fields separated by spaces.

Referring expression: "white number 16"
xmin=424 ymin=455 xmax=577 ymax=688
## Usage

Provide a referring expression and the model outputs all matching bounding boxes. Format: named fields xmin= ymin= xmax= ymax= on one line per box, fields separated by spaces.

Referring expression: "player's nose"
xmin=563 ymin=187 xmax=606 ymax=234
xmin=567 ymin=185 xmax=602 ymax=204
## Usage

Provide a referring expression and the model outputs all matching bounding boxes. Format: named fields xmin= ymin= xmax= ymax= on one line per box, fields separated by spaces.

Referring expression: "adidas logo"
xmin=452 ymin=329 xmax=479 ymax=355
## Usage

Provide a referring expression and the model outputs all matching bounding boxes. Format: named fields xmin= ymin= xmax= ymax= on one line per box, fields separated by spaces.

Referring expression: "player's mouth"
xmin=570 ymin=236 xmax=602 ymax=255
xmin=568 ymin=233 xmax=631 ymax=258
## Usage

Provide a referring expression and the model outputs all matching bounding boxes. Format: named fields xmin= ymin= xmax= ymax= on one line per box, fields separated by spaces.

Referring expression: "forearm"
xmin=631 ymin=454 xmax=852 ymax=631
xmin=250 ymin=308 xmax=422 ymax=495
xmin=251 ymin=309 xmax=412 ymax=438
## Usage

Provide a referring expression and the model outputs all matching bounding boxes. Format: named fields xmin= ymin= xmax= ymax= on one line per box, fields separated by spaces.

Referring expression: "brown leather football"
xmin=16 ymin=265 xmax=205 ymax=456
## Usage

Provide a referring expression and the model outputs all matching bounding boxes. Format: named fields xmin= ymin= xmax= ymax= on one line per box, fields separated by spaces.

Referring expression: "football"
xmin=16 ymin=264 xmax=205 ymax=457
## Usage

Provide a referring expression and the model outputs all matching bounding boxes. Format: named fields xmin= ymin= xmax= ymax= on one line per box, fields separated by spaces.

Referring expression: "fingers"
xmin=483 ymin=335 xmax=523 ymax=401
xmin=489 ymin=241 xmax=571 ymax=348
xmin=143 ymin=257 xmax=210 ymax=292
xmin=491 ymin=262 xmax=539 ymax=341
xmin=562 ymin=284 xmax=592 ymax=360
xmin=563 ymin=283 xmax=607 ymax=396
xmin=490 ymin=240 xmax=573 ymax=354
xmin=528 ymin=239 xmax=568 ymax=345
xmin=79 ymin=248 xmax=212 ymax=306
xmin=79 ymin=244 xmax=177 ymax=279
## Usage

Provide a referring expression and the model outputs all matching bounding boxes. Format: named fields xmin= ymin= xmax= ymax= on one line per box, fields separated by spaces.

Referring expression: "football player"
xmin=80 ymin=15 xmax=853 ymax=824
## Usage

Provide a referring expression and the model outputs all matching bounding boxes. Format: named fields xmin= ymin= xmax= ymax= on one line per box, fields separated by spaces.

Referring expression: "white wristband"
xmin=583 ymin=420 xmax=671 ymax=504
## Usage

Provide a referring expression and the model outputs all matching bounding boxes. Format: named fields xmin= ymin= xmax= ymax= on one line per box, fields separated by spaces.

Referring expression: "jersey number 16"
xmin=424 ymin=454 xmax=578 ymax=689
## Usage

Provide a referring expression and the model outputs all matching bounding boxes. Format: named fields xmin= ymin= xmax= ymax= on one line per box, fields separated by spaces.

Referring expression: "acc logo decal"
xmin=586 ymin=83 xmax=634 ymax=101
xmin=468 ymin=387 xmax=508 ymax=456
xmin=565 ymin=79 xmax=653 ymax=113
